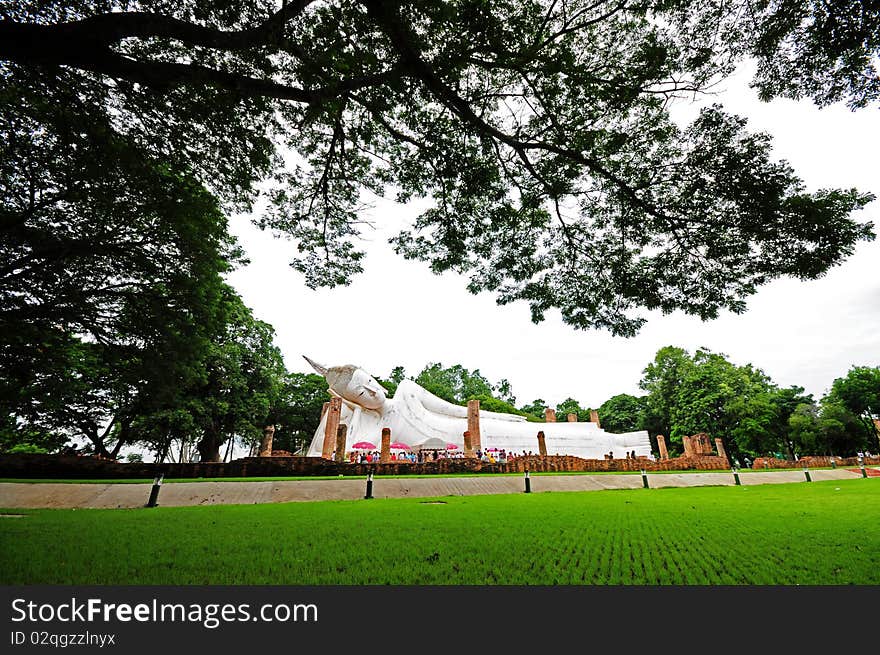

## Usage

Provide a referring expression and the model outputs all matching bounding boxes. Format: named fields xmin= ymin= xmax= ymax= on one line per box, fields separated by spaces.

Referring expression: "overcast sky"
xmin=225 ymin=63 xmax=880 ymax=411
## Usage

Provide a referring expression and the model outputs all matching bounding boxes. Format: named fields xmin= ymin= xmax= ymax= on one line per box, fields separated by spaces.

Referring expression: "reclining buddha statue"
xmin=303 ymin=356 xmax=652 ymax=460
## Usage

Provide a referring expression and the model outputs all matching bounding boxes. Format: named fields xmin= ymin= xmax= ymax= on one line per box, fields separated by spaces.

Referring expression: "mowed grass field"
xmin=1 ymin=479 xmax=878 ymax=585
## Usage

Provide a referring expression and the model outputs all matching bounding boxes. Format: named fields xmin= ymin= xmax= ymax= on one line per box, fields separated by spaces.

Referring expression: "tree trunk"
xmin=155 ymin=435 xmax=169 ymax=465
xmin=84 ymin=425 xmax=112 ymax=459
xmin=859 ymin=416 xmax=880 ymax=452
xmin=109 ymin=418 xmax=130 ymax=460
xmin=197 ymin=428 xmax=222 ymax=462
xmin=716 ymin=435 xmax=734 ymax=466
xmin=110 ymin=437 xmax=125 ymax=460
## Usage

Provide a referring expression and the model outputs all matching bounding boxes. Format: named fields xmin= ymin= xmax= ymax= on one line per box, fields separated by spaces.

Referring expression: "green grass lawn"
xmin=2 ymin=478 xmax=877 ymax=585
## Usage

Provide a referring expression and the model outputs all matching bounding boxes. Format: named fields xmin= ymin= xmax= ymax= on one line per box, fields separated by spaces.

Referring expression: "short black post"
xmin=641 ymin=469 xmax=649 ymax=489
xmin=803 ymin=466 xmax=812 ymax=482
xmin=732 ymin=468 xmax=741 ymax=486
xmin=146 ymin=474 xmax=164 ymax=508
xmin=524 ymin=469 xmax=531 ymax=493
xmin=364 ymin=471 xmax=374 ymax=499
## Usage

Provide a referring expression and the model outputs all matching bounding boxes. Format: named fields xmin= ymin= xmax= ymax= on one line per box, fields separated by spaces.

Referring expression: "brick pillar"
xmin=657 ymin=435 xmax=668 ymax=460
xmin=463 ymin=431 xmax=474 ymax=458
xmin=544 ymin=408 xmax=556 ymax=422
xmin=537 ymin=431 xmax=547 ymax=457
xmin=714 ymin=438 xmax=727 ymax=462
xmin=590 ymin=409 xmax=601 ymax=428
xmin=380 ymin=427 xmax=391 ymax=464
xmin=682 ymin=435 xmax=694 ymax=458
xmin=698 ymin=434 xmax=711 ymax=454
xmin=567 ymin=413 xmax=577 ymax=423
xmin=259 ymin=425 xmax=275 ymax=457
xmin=334 ymin=424 xmax=347 ymax=463
xmin=467 ymin=399 xmax=481 ymax=452
xmin=321 ymin=397 xmax=342 ymax=459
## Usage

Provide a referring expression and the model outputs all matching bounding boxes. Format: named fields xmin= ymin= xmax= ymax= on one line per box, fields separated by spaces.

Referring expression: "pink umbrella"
xmin=390 ymin=442 xmax=411 ymax=450
xmin=446 ymin=443 xmax=459 ymax=450
xmin=352 ymin=441 xmax=376 ymax=450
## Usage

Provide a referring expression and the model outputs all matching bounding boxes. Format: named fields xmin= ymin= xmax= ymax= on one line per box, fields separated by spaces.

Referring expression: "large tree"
xmin=191 ymin=290 xmax=288 ymax=462
xmin=639 ymin=345 xmax=693 ymax=447
xmin=0 ymin=67 xmax=240 ymax=456
xmin=597 ymin=393 xmax=646 ymax=433
xmin=554 ymin=397 xmax=592 ymax=423
xmin=826 ymin=366 xmax=880 ymax=452
xmin=414 ymin=362 xmax=495 ymax=404
xmin=1 ymin=1 xmax=875 ymax=336
xmin=670 ymin=349 xmax=772 ymax=462
xmin=266 ymin=372 xmax=331 ymax=455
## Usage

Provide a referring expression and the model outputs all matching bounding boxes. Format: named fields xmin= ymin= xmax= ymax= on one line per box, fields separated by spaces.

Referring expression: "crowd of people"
xmin=603 ymin=450 xmax=641 ymax=460
xmin=339 ymin=448 xmax=523 ymax=464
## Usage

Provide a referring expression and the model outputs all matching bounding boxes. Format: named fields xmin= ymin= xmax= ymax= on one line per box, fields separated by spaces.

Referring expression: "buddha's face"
xmin=336 ymin=367 xmax=387 ymax=410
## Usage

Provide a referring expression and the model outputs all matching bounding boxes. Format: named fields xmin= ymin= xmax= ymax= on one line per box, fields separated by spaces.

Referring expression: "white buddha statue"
xmin=303 ymin=357 xmax=652 ymax=460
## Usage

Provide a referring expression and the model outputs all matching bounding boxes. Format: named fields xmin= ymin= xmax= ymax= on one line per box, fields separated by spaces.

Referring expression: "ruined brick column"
xmin=334 ymin=424 xmax=348 ymax=464
xmin=380 ymin=427 xmax=391 ymax=464
xmin=567 ymin=413 xmax=577 ymax=423
xmin=544 ymin=408 xmax=556 ymax=422
xmin=463 ymin=431 xmax=474 ymax=458
xmin=321 ymin=396 xmax=342 ymax=459
xmin=682 ymin=435 xmax=694 ymax=458
xmin=698 ymin=434 xmax=711 ymax=454
xmin=714 ymin=438 xmax=727 ymax=463
xmin=590 ymin=409 xmax=601 ymax=428
xmin=657 ymin=435 xmax=669 ymax=460
xmin=467 ymin=399 xmax=482 ymax=452
xmin=537 ymin=431 xmax=548 ymax=457
xmin=259 ymin=425 xmax=275 ymax=457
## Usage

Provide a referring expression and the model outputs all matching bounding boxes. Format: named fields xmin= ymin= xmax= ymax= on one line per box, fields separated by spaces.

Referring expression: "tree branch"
xmin=0 ymin=12 xmax=398 ymax=104
xmin=363 ymin=0 xmax=675 ymax=225
xmin=1 ymin=2 xmax=318 ymax=52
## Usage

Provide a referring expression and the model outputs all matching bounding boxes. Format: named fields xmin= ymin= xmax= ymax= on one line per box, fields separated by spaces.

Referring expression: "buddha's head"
xmin=303 ymin=356 xmax=387 ymax=410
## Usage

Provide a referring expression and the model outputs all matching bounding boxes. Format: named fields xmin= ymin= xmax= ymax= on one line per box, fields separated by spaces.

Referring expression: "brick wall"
xmin=502 ymin=455 xmax=730 ymax=473
xmin=751 ymin=455 xmax=880 ymax=469
xmin=0 ymin=452 xmax=735 ymax=479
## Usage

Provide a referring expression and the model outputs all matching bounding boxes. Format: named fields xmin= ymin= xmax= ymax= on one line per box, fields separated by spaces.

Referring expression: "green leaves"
xmin=827 ymin=365 xmax=880 ymax=450
xmin=3 ymin=1 xmax=875 ymax=335
xmin=413 ymin=362 xmax=496 ymax=405
xmin=748 ymin=0 xmax=880 ymax=109
xmin=597 ymin=394 xmax=647 ymax=433
xmin=635 ymin=345 xmax=876 ymax=458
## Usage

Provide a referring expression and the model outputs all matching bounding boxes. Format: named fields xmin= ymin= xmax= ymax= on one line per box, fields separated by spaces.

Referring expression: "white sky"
xmin=225 ymin=64 xmax=880 ymax=411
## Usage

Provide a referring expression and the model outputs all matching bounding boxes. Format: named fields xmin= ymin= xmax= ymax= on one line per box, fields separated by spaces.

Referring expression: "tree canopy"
xmin=0 ymin=72 xmax=246 ymax=458
xmin=597 ymin=393 xmax=645 ymax=433
xmin=635 ymin=347 xmax=878 ymax=460
xmin=2 ymin=1 xmax=875 ymax=336
xmin=827 ymin=366 xmax=880 ymax=451
xmin=267 ymin=372 xmax=332 ymax=455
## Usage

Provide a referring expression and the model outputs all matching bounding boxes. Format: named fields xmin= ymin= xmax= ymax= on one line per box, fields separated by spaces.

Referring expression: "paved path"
xmin=0 ymin=468 xmax=875 ymax=509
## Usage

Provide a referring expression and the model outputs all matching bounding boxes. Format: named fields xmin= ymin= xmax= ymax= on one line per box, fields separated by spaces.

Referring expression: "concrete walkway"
xmin=0 ymin=468 xmax=875 ymax=509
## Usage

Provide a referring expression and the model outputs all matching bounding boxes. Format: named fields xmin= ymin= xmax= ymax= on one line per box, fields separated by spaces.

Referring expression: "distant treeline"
xmin=377 ymin=353 xmax=880 ymax=463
